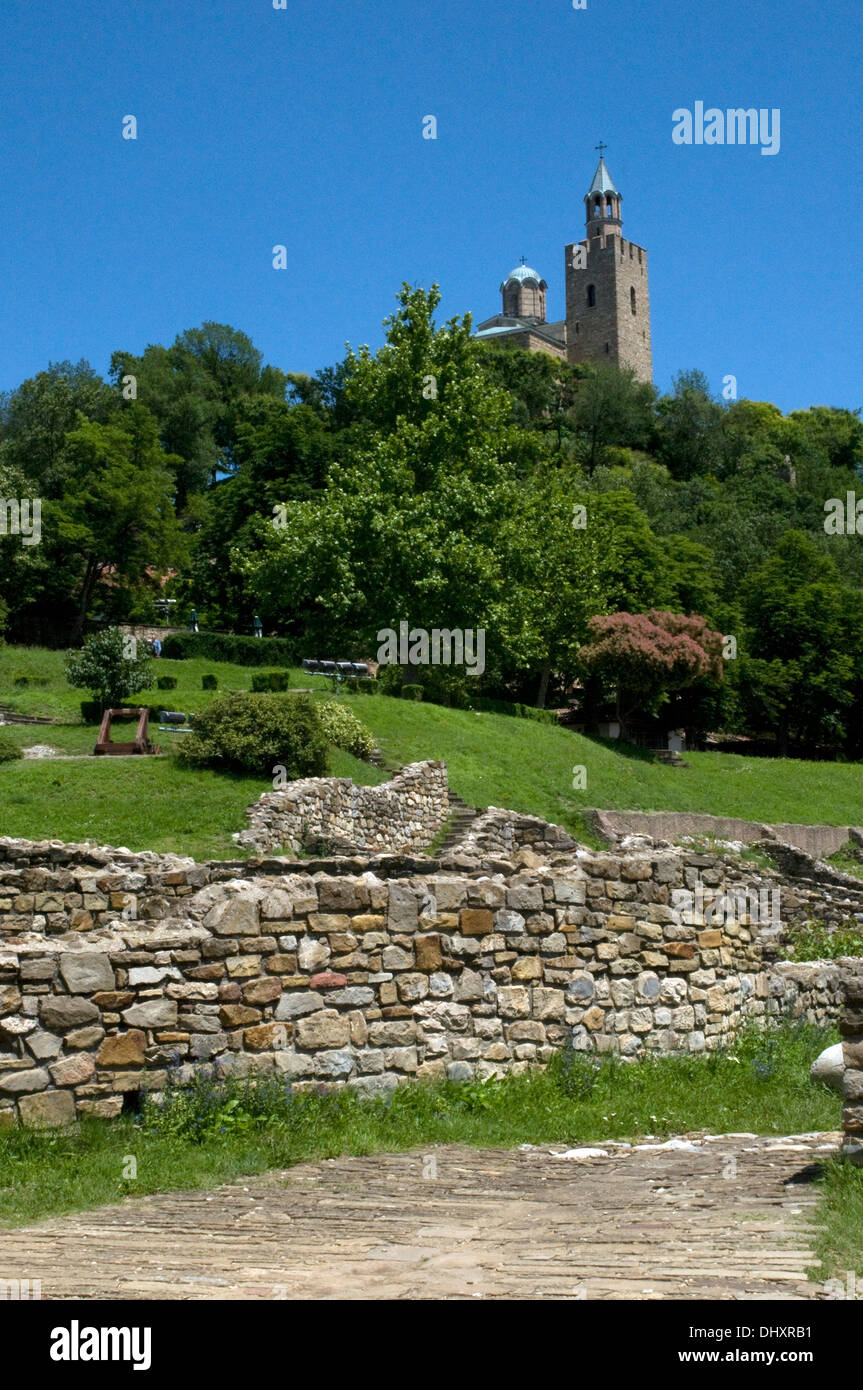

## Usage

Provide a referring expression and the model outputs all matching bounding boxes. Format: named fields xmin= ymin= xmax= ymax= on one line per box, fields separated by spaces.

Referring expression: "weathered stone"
xmin=0 ymin=1067 xmax=50 ymax=1094
xmin=97 ymin=1031 xmax=147 ymax=1067
xmin=242 ymin=977 xmax=282 ymax=1005
xmin=18 ymin=1089 xmax=77 ymax=1127
xmin=50 ymin=1053 xmax=95 ymax=1086
xmin=219 ymin=1004 xmax=261 ymax=1028
xmin=122 ymin=999 xmax=178 ymax=1028
xmin=39 ymin=996 xmax=99 ymax=1032
xmin=205 ymin=896 xmax=261 ymax=937
xmin=274 ymin=991 xmax=324 ymax=1020
xmin=295 ymin=1011 xmax=350 ymax=1050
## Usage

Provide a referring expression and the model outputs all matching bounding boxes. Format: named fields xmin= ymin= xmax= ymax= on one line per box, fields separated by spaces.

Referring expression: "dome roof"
xmin=503 ymin=263 xmax=543 ymax=286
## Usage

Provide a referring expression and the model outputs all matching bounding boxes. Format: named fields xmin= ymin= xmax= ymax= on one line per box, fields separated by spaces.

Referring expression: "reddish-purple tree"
xmin=578 ymin=610 xmax=724 ymax=727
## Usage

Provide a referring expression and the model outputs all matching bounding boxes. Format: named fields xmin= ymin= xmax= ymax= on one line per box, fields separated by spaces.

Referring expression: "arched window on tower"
xmin=606 ymin=196 xmax=613 ymax=217
xmin=631 ymin=286 xmax=637 ymax=315
xmin=594 ymin=197 xmax=602 ymax=218
xmin=587 ymin=284 xmax=596 ymax=308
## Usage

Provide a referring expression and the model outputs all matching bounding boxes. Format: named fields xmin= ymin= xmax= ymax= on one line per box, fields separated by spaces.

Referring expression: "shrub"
xmin=317 ymin=700 xmax=376 ymax=760
xmin=0 ymin=733 xmax=22 ymax=763
xmin=251 ymin=670 xmax=290 ymax=693
xmin=65 ymin=628 xmax=152 ymax=712
xmin=786 ymin=918 xmax=863 ymax=961
xmin=375 ymin=664 xmax=403 ymax=696
xmin=201 ymin=674 xmax=218 ymax=691
xmin=12 ymin=674 xmax=28 ymax=687
xmin=177 ymin=691 xmax=327 ymax=778
xmin=357 ymin=677 xmax=376 ymax=695
xmin=156 ymin=675 xmax=178 ymax=691
xmin=161 ymin=631 xmax=298 ymax=667
xmin=402 ymin=684 xmax=424 ymax=701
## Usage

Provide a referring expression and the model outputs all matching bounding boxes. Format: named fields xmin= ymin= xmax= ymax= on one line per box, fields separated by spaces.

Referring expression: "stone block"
xmin=97 ymin=1031 xmax=147 ymax=1067
xmin=19 ymin=1090 xmax=77 ymax=1127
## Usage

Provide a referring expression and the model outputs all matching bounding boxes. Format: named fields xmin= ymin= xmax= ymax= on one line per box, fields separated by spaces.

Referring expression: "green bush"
xmin=317 ymin=700 xmax=376 ymax=760
xmin=177 ymin=692 xmax=327 ymax=778
xmin=201 ymin=674 xmax=218 ymax=691
xmin=786 ymin=918 xmax=863 ymax=961
xmin=156 ymin=675 xmax=178 ymax=691
xmin=65 ymin=628 xmax=152 ymax=712
xmin=375 ymin=664 xmax=403 ymax=696
xmin=402 ymin=684 xmax=424 ymax=701
xmin=0 ymin=733 xmax=23 ymax=763
xmin=12 ymin=673 xmax=28 ymax=688
xmin=251 ymin=670 xmax=290 ymax=693
xmin=161 ymin=631 xmax=298 ymax=667
xmin=357 ymin=677 xmax=376 ymax=695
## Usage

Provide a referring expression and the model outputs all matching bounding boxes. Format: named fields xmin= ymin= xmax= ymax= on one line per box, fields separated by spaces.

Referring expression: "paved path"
xmin=1 ymin=1132 xmax=840 ymax=1300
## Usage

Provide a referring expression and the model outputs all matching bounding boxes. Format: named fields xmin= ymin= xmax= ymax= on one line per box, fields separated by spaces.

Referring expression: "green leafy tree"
xmin=740 ymin=531 xmax=863 ymax=754
xmin=569 ymin=364 xmax=656 ymax=475
xmin=56 ymin=406 xmax=186 ymax=639
xmin=65 ymin=627 xmax=152 ymax=710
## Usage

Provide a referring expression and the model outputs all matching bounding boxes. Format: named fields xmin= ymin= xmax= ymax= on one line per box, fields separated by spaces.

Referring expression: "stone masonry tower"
xmin=565 ymin=150 xmax=653 ymax=382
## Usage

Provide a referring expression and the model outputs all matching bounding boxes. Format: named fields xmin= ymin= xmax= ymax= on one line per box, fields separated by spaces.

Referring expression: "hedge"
xmin=160 ymin=631 xmax=299 ymax=667
xmin=251 ymin=670 xmax=291 ymax=693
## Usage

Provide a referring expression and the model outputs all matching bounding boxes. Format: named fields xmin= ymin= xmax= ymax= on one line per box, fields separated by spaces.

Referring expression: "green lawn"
xmin=4 ymin=642 xmax=863 ymax=856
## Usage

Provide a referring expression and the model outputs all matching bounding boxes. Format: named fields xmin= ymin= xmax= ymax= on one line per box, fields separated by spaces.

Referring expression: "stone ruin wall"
xmin=237 ymin=760 xmax=450 ymax=856
xmin=841 ymin=963 xmax=863 ymax=1165
xmin=0 ymin=832 xmax=854 ymax=1127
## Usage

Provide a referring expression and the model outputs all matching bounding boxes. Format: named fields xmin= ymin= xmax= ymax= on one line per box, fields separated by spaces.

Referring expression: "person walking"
xmin=152 ymin=637 xmax=162 ymax=658
xmin=253 ymin=614 xmax=263 ymax=638
xmin=189 ymin=609 xmax=199 ymax=633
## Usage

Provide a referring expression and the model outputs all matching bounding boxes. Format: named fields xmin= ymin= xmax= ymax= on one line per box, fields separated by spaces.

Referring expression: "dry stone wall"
xmin=0 ymin=834 xmax=854 ymax=1126
xmin=841 ymin=964 xmax=863 ymax=1166
xmin=237 ymin=760 xmax=449 ymax=856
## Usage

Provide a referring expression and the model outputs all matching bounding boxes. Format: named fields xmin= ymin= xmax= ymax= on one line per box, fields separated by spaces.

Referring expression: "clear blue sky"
xmin=0 ymin=0 xmax=860 ymax=413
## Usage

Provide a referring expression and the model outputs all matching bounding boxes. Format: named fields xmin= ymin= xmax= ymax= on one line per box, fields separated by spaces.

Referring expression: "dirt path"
xmin=1 ymin=1132 xmax=840 ymax=1300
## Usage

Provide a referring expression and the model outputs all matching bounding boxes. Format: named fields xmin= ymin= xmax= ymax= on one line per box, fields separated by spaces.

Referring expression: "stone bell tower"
xmin=565 ymin=146 xmax=653 ymax=382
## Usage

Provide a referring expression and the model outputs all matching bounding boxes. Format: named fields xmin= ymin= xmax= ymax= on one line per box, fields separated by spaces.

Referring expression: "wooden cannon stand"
xmin=93 ymin=707 xmax=161 ymax=756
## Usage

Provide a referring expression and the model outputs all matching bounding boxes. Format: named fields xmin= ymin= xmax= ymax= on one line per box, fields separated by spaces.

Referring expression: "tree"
xmin=578 ymin=609 xmax=723 ymax=732
xmin=56 ymin=406 xmax=186 ymax=640
xmin=740 ymin=531 xmax=863 ymax=754
xmin=654 ymin=369 xmax=725 ymax=480
xmin=65 ymin=628 xmax=152 ymax=711
xmin=0 ymin=360 xmax=118 ymax=496
xmin=569 ymin=364 xmax=656 ymax=474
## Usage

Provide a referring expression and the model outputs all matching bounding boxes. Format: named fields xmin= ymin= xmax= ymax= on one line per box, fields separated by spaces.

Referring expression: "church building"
xmin=474 ymin=151 xmax=653 ymax=383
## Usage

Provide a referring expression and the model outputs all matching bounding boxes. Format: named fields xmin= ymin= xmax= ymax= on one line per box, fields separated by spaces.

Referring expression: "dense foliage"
xmin=177 ymin=692 xmax=328 ymax=778
xmin=3 ymin=287 xmax=862 ymax=754
xmin=64 ymin=627 xmax=152 ymax=711
xmin=316 ymin=700 xmax=376 ymax=760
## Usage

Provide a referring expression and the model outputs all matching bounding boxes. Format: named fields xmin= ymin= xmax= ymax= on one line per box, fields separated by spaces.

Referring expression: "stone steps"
xmin=436 ymin=793 xmax=482 ymax=855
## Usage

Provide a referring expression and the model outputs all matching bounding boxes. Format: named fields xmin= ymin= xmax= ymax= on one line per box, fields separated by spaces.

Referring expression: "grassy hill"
xmin=2 ymin=644 xmax=863 ymax=858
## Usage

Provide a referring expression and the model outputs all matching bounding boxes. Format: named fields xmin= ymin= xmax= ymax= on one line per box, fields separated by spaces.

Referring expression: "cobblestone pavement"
xmin=1 ymin=1132 xmax=841 ymax=1300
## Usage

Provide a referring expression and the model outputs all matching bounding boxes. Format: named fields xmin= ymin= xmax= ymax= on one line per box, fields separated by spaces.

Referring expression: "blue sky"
xmin=0 ymin=0 xmax=860 ymax=413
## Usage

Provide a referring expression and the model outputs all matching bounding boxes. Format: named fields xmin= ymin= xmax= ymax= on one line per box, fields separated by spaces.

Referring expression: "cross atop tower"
xmin=595 ymin=140 xmax=607 ymax=158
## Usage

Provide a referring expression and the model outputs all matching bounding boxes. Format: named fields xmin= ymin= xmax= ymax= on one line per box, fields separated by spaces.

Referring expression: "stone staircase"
xmin=435 ymin=791 xmax=482 ymax=855
xmin=367 ymin=749 xmax=480 ymax=855
xmin=0 ymin=704 xmax=56 ymax=727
